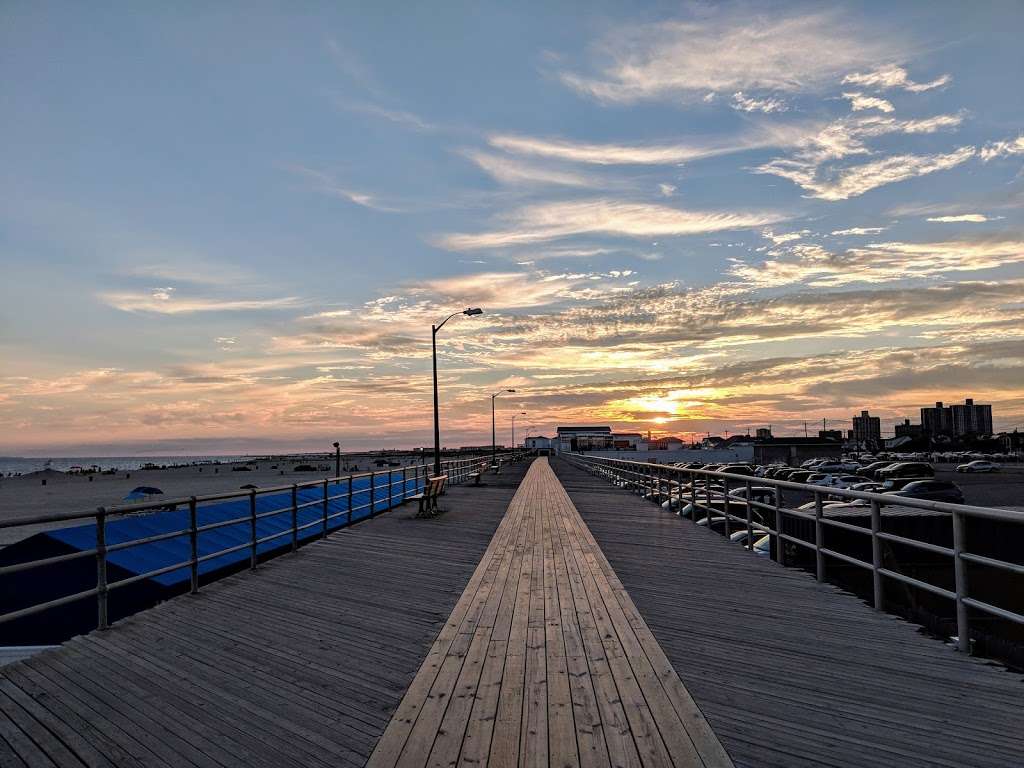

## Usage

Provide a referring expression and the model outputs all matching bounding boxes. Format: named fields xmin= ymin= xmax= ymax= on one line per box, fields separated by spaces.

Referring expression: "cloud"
xmin=729 ymin=239 xmax=1024 ymax=288
xmin=334 ymin=99 xmax=436 ymax=131
xmin=436 ymin=199 xmax=788 ymax=250
xmin=461 ymin=149 xmax=594 ymax=187
xmin=659 ymin=183 xmax=677 ymax=197
xmin=926 ymin=214 xmax=996 ymax=223
xmin=842 ymin=92 xmax=894 ymax=113
xmin=100 ymin=291 xmax=301 ymax=314
xmin=282 ymin=164 xmax=398 ymax=212
xmin=758 ymin=145 xmax=976 ymax=201
xmin=489 ymin=134 xmax=719 ymax=165
xmin=981 ymin=135 xmax=1024 ymax=161
xmin=731 ymin=92 xmax=788 ymax=113
xmin=842 ymin=65 xmax=951 ymax=92
xmin=560 ymin=11 xmax=897 ymax=104
xmin=830 ymin=227 xmax=887 ymax=236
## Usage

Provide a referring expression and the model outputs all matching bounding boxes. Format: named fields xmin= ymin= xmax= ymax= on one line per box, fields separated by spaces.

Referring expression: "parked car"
xmin=720 ymin=464 xmax=755 ymax=476
xmin=884 ymin=480 xmax=964 ymax=504
xmin=956 ymin=460 xmax=999 ymax=473
xmin=880 ymin=476 xmax=933 ymax=492
xmin=751 ymin=534 xmax=772 ymax=556
xmin=849 ymin=481 xmax=885 ymax=493
xmin=729 ymin=528 xmax=769 ymax=548
xmin=827 ymin=474 xmax=871 ymax=489
xmin=860 ymin=461 xmax=897 ymax=478
xmin=877 ymin=462 xmax=934 ymax=480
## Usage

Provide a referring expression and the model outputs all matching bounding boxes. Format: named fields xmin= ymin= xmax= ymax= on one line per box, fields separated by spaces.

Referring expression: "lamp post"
xmin=491 ymin=390 xmax=516 ymax=465
xmin=332 ymin=441 xmax=340 ymax=478
xmin=511 ymin=412 xmax=526 ymax=450
xmin=433 ymin=308 xmax=483 ymax=476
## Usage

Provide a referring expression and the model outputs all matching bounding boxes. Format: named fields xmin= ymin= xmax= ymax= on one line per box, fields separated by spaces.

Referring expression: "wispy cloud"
xmin=334 ymin=99 xmax=436 ymax=131
xmin=731 ymin=92 xmax=788 ymax=113
xmin=461 ymin=149 xmax=594 ymax=187
xmin=436 ymin=199 xmax=788 ymax=250
xmin=100 ymin=291 xmax=302 ymax=314
xmin=830 ymin=227 xmax=887 ymax=236
xmin=282 ymin=164 xmax=399 ymax=212
xmin=981 ymin=135 xmax=1024 ymax=161
xmin=926 ymin=214 xmax=997 ymax=223
xmin=842 ymin=92 xmax=894 ymax=113
xmin=842 ymin=64 xmax=951 ymax=92
xmin=560 ymin=11 xmax=897 ymax=104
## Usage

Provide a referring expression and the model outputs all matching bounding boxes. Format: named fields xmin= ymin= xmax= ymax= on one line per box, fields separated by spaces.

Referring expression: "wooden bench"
xmin=410 ymin=474 xmax=447 ymax=517
xmin=467 ymin=461 xmax=489 ymax=485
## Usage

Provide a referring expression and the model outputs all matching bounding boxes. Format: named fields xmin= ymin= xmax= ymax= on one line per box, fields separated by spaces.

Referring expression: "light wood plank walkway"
xmin=368 ymin=457 xmax=733 ymax=768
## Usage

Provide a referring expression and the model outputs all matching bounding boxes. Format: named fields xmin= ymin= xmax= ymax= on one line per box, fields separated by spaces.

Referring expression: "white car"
xmin=956 ymin=460 xmax=999 ymax=473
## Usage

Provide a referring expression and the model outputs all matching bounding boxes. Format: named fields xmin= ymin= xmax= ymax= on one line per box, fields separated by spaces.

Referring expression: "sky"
xmin=1 ymin=1 xmax=1023 ymax=455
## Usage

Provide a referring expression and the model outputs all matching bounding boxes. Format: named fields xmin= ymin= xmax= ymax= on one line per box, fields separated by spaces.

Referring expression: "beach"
xmin=0 ymin=453 xmax=433 ymax=545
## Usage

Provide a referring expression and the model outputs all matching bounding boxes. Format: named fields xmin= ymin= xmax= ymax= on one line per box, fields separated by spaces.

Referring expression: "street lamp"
xmin=433 ymin=307 xmax=483 ymax=476
xmin=511 ymin=412 xmax=526 ymax=450
xmin=332 ymin=441 xmax=340 ymax=479
xmin=491 ymin=389 xmax=516 ymax=465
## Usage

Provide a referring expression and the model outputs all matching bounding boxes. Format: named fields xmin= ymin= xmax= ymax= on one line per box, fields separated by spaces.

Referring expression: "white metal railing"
xmin=563 ymin=454 xmax=1024 ymax=653
xmin=0 ymin=452 xmax=526 ymax=635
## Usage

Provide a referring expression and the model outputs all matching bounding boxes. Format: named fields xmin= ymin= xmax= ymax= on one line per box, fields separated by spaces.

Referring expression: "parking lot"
xmin=933 ymin=464 xmax=1024 ymax=508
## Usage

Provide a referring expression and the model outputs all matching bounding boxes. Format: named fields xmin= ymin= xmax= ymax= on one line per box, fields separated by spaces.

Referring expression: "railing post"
xmin=249 ymin=490 xmax=257 ymax=571
xmin=675 ymin=468 xmax=682 ymax=513
xmin=690 ymin=471 xmax=697 ymax=519
xmin=952 ymin=510 xmax=970 ymax=653
xmin=722 ymin=478 xmax=730 ymax=537
xmin=347 ymin=475 xmax=353 ymax=525
xmin=704 ymin=475 xmax=712 ymax=523
xmin=870 ymin=498 xmax=883 ymax=610
xmin=745 ymin=480 xmax=754 ymax=550
xmin=189 ymin=496 xmax=199 ymax=594
xmin=370 ymin=471 xmax=376 ymax=517
xmin=814 ymin=490 xmax=825 ymax=582
xmin=290 ymin=485 xmax=298 ymax=552
xmin=322 ymin=479 xmax=329 ymax=538
xmin=388 ymin=469 xmax=393 ymax=509
xmin=96 ymin=508 xmax=108 ymax=630
xmin=775 ymin=490 xmax=785 ymax=567
xmin=402 ymin=466 xmax=408 ymax=503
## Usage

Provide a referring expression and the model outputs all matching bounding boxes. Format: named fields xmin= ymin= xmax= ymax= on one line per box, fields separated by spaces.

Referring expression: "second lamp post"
xmin=491 ymin=389 xmax=515 ymax=466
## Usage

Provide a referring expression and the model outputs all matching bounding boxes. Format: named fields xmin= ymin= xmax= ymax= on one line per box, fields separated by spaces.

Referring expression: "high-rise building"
xmin=851 ymin=410 xmax=881 ymax=445
xmin=921 ymin=399 xmax=993 ymax=437
xmin=951 ymin=398 xmax=993 ymax=436
xmin=895 ymin=419 xmax=923 ymax=438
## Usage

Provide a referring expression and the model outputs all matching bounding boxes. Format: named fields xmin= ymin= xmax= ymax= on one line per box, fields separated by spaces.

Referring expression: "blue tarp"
xmin=47 ymin=473 xmax=422 ymax=587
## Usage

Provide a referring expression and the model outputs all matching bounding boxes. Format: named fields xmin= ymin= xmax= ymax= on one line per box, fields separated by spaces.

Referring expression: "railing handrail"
xmin=0 ymin=451 xmax=526 ymax=633
xmin=563 ymin=453 xmax=1024 ymax=656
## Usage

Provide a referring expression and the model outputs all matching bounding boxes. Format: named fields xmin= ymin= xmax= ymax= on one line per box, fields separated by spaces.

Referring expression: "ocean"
xmin=0 ymin=456 xmax=254 ymax=476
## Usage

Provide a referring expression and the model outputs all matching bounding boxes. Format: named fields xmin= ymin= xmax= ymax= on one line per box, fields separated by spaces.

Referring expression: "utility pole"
xmin=804 ymin=421 xmax=808 ymax=437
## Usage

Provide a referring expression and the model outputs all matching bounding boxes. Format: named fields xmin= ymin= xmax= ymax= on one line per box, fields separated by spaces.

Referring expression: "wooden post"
xmin=96 ymin=508 xmax=108 ymax=630
xmin=189 ymin=497 xmax=199 ymax=594
xmin=690 ymin=472 xmax=697 ymax=519
xmin=249 ymin=490 xmax=257 ymax=571
xmin=952 ymin=510 xmax=970 ymax=653
xmin=290 ymin=485 xmax=298 ymax=552
xmin=870 ymin=498 xmax=883 ymax=610
xmin=814 ymin=491 xmax=824 ymax=582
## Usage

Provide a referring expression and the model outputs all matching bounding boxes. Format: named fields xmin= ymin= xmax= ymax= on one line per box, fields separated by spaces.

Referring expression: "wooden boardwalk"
xmin=368 ymin=457 xmax=733 ymax=768
xmin=551 ymin=457 xmax=1024 ymax=768
xmin=0 ymin=462 xmax=530 ymax=768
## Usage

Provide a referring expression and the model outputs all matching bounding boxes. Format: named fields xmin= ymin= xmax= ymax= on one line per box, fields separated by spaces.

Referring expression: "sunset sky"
xmin=2 ymin=2 xmax=1023 ymax=455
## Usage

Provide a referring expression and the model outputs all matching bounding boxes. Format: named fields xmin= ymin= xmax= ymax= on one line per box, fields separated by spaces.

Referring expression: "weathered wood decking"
xmin=0 ymin=462 xmax=530 ymax=767
xmin=368 ymin=457 xmax=732 ymax=768
xmin=551 ymin=457 xmax=1024 ymax=768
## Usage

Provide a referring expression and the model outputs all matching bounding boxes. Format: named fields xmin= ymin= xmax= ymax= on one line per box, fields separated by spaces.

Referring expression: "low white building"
xmin=523 ymin=436 xmax=552 ymax=451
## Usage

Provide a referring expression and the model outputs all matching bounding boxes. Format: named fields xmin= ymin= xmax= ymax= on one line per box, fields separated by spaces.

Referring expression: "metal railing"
xmin=564 ymin=454 xmax=1024 ymax=653
xmin=0 ymin=452 xmax=525 ymax=634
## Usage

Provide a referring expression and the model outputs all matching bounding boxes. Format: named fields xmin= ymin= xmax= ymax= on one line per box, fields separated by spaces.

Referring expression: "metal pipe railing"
xmin=565 ymin=453 xmax=1024 ymax=654
xmin=0 ymin=451 xmax=527 ymax=632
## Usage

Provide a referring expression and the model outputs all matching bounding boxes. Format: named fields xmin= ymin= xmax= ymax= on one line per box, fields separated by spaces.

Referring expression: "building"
xmin=851 ymin=410 xmax=881 ymax=446
xmin=818 ymin=429 xmax=844 ymax=441
xmin=756 ymin=427 xmax=773 ymax=440
xmin=610 ymin=432 xmax=645 ymax=450
xmin=952 ymin=398 xmax=993 ymax=437
xmin=523 ymin=436 xmax=551 ymax=451
xmin=753 ymin=437 xmax=842 ymax=467
xmin=555 ymin=426 xmax=613 ymax=452
xmin=648 ymin=436 xmax=684 ymax=451
xmin=922 ymin=398 xmax=993 ymax=437
xmin=894 ymin=419 xmax=923 ymax=439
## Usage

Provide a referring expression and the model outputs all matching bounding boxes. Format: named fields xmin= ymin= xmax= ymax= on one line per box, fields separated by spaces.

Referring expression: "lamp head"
xmin=506 ymin=388 xmax=516 ymax=393
xmin=332 ymin=442 xmax=340 ymax=449
xmin=463 ymin=307 xmax=483 ymax=316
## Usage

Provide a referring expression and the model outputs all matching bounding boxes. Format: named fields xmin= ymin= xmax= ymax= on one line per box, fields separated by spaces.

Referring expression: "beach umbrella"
xmin=130 ymin=486 xmax=163 ymax=495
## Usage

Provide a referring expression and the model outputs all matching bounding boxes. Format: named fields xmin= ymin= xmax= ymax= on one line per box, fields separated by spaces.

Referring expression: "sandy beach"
xmin=0 ymin=453 xmax=434 ymax=545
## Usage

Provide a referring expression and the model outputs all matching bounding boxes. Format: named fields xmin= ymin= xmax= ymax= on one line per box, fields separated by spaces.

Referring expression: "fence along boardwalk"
xmin=368 ymin=457 xmax=733 ymax=768
xmin=550 ymin=457 xmax=1024 ymax=768
xmin=0 ymin=462 xmax=530 ymax=768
